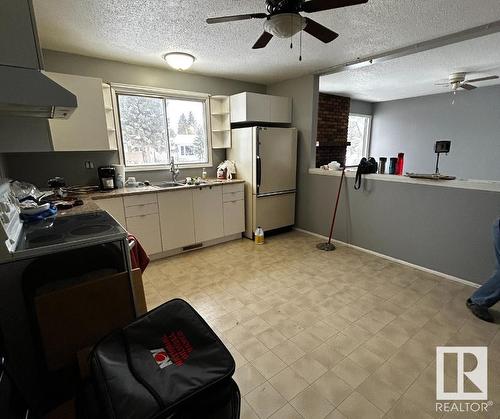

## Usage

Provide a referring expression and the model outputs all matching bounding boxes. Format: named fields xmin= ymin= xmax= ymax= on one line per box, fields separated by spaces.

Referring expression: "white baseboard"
xmin=294 ymin=228 xmax=480 ymax=289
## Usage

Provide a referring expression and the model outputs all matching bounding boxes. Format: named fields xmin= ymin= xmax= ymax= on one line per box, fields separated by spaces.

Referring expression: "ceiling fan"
xmin=435 ymin=72 xmax=499 ymax=91
xmin=206 ymin=0 xmax=369 ymax=50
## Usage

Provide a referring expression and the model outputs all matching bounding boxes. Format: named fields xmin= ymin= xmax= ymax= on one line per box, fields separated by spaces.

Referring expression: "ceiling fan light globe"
xmin=264 ymin=13 xmax=306 ymax=38
xmin=162 ymin=52 xmax=195 ymax=71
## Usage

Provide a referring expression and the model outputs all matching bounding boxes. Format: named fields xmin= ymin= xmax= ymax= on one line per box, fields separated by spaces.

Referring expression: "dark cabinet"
xmin=0 ymin=0 xmax=42 ymax=69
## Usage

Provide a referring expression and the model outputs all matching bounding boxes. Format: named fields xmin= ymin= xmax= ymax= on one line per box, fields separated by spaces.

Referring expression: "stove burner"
xmin=70 ymin=224 xmax=112 ymax=236
xmin=27 ymin=233 xmax=65 ymax=245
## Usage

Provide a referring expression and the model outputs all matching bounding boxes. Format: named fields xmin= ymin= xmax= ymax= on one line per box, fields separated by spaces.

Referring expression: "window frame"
xmin=346 ymin=113 xmax=372 ymax=167
xmin=111 ymin=83 xmax=213 ymax=171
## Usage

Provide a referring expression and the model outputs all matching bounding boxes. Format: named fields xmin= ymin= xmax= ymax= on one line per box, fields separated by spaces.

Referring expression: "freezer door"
xmin=256 ymin=127 xmax=297 ymax=195
xmin=246 ymin=192 xmax=296 ymax=238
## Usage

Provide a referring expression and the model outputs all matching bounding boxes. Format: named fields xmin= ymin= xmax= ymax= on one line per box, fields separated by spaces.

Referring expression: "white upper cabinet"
xmin=45 ymin=72 xmax=118 ymax=151
xmin=193 ymin=186 xmax=224 ymax=243
xmin=230 ymin=92 xmax=291 ymax=124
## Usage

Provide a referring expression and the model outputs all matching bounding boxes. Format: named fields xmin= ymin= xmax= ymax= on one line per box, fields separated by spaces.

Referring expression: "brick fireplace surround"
xmin=316 ymin=93 xmax=351 ymax=167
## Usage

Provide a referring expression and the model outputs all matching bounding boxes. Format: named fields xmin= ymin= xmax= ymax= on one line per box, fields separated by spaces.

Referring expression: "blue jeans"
xmin=471 ymin=218 xmax=500 ymax=308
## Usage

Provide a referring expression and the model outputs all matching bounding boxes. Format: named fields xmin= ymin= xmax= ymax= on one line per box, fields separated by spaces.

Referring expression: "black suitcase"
xmin=89 ymin=299 xmax=239 ymax=419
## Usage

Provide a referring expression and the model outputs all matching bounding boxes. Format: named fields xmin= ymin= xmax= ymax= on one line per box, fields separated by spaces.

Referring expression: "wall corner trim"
xmin=294 ymin=227 xmax=480 ymax=289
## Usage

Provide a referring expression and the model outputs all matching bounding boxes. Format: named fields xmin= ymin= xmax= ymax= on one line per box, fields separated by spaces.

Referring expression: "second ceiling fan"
xmin=206 ymin=0 xmax=369 ymax=50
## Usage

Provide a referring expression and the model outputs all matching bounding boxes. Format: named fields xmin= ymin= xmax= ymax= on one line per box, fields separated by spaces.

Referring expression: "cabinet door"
xmin=0 ymin=0 xmax=41 ymax=68
xmin=126 ymin=214 xmax=162 ymax=255
xmin=246 ymin=93 xmax=271 ymax=123
xmin=193 ymin=186 xmax=224 ymax=243
xmin=158 ymin=190 xmax=196 ymax=251
xmin=95 ymin=197 xmax=126 ymax=227
xmin=223 ymin=200 xmax=244 ymax=236
xmin=46 ymin=72 xmax=117 ymax=151
xmin=270 ymin=96 xmax=292 ymax=123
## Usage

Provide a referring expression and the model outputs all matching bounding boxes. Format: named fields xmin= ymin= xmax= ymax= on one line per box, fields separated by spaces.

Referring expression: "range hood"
xmin=0 ymin=0 xmax=77 ymax=119
xmin=0 ymin=65 xmax=77 ymax=118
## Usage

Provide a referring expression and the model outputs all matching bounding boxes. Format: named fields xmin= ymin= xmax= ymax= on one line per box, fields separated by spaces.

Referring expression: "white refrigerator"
xmin=228 ymin=127 xmax=297 ymax=239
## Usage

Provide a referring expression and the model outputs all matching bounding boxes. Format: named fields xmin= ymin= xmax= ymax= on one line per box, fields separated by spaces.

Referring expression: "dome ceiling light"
xmin=162 ymin=52 xmax=195 ymax=71
xmin=264 ymin=13 xmax=306 ymax=38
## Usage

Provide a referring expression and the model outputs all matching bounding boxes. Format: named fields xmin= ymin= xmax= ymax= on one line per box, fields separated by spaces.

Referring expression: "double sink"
xmin=151 ymin=179 xmax=225 ymax=190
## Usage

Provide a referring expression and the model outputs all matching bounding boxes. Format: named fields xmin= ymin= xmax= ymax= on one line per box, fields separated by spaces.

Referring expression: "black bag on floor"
xmin=89 ymin=299 xmax=239 ymax=419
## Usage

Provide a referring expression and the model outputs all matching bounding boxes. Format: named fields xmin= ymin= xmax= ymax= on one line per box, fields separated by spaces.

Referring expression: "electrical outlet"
xmin=84 ymin=161 xmax=95 ymax=169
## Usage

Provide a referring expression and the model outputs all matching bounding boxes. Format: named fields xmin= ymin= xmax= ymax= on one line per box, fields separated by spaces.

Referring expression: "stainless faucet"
xmin=170 ymin=157 xmax=180 ymax=183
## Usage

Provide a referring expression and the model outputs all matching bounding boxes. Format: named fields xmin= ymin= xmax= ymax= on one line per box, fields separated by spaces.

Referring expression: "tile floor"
xmin=142 ymin=231 xmax=500 ymax=419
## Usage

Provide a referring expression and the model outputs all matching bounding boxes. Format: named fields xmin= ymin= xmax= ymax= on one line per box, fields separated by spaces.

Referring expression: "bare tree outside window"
xmin=346 ymin=114 xmax=371 ymax=166
xmin=117 ymin=93 xmax=209 ymax=167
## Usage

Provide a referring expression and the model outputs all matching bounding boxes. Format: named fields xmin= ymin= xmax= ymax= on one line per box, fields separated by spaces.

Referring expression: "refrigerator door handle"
xmin=256 ymin=155 xmax=262 ymax=193
xmin=257 ymin=190 xmax=296 ymax=198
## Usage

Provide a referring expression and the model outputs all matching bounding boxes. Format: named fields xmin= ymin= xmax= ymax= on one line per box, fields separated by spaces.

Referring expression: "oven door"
xmin=0 ymin=239 xmax=131 ymax=411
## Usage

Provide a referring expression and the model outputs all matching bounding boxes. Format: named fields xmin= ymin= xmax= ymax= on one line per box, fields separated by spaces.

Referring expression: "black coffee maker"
xmin=98 ymin=166 xmax=117 ymax=190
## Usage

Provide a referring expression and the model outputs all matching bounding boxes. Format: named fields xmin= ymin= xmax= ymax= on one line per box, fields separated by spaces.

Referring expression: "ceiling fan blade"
xmin=465 ymin=75 xmax=499 ymax=83
xmin=301 ymin=0 xmax=368 ymax=13
xmin=304 ymin=18 xmax=339 ymax=43
xmin=460 ymin=83 xmax=477 ymax=91
xmin=252 ymin=31 xmax=273 ymax=49
xmin=435 ymin=82 xmax=450 ymax=86
xmin=206 ymin=13 xmax=267 ymax=24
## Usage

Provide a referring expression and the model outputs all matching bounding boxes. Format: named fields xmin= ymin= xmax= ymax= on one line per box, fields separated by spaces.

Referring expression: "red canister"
xmin=396 ymin=153 xmax=405 ymax=175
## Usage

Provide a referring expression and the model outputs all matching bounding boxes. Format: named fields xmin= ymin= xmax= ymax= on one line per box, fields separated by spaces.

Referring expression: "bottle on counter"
xmin=201 ymin=168 xmax=207 ymax=180
xmin=379 ymin=157 xmax=387 ymax=174
xmin=396 ymin=153 xmax=405 ymax=176
xmin=389 ymin=158 xmax=398 ymax=175
xmin=254 ymin=227 xmax=264 ymax=245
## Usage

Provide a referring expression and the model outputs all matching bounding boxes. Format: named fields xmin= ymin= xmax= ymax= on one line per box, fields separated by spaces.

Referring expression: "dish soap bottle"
xmin=254 ymin=227 xmax=264 ymax=245
xmin=201 ymin=168 xmax=207 ymax=180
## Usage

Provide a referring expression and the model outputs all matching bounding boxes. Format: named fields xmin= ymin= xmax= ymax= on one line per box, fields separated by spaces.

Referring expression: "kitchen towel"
xmin=128 ymin=234 xmax=150 ymax=273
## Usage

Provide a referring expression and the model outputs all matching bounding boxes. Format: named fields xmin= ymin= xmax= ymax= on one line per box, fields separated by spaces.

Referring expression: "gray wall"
xmin=307 ymin=175 xmax=499 ymax=285
xmin=370 ymin=86 xmax=500 ymax=181
xmin=1 ymin=50 xmax=265 ymax=187
xmin=350 ymin=99 xmax=373 ymax=115
xmin=267 ymin=75 xmax=319 ymax=231
xmin=268 ymin=75 xmax=498 ymax=285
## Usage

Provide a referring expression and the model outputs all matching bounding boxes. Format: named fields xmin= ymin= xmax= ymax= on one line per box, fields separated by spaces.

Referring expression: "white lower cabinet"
xmin=95 ymin=183 xmax=244 ymax=256
xmin=124 ymin=193 xmax=162 ymax=256
xmin=193 ymin=186 xmax=224 ymax=243
xmin=223 ymin=200 xmax=244 ymax=236
xmin=94 ymin=197 xmax=126 ymax=227
xmin=158 ymin=190 xmax=196 ymax=251
xmin=126 ymin=213 xmax=162 ymax=255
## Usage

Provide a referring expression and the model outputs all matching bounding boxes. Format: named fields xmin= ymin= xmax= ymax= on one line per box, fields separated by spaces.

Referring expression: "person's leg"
xmin=470 ymin=218 xmax=500 ymax=308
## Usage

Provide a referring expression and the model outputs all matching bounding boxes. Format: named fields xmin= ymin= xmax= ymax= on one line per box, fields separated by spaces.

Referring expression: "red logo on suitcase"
xmin=161 ymin=331 xmax=193 ymax=367
xmin=150 ymin=348 xmax=173 ymax=369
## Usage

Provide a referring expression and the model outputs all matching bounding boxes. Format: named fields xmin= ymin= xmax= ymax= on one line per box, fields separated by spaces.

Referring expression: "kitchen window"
xmin=346 ymin=114 xmax=372 ymax=167
xmin=114 ymin=85 xmax=211 ymax=169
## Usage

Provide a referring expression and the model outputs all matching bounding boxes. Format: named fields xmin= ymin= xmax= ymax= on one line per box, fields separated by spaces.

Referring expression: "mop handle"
xmin=327 ymin=165 xmax=358 ymax=245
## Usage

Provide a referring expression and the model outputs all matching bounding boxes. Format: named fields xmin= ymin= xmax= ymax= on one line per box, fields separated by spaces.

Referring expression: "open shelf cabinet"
xmin=210 ymin=96 xmax=231 ymax=149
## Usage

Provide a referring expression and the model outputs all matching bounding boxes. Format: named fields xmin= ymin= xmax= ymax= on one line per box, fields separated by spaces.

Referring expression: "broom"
xmin=317 ymin=165 xmax=357 ymax=251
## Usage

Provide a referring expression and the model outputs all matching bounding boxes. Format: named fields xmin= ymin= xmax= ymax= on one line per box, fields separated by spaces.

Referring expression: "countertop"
xmin=90 ymin=178 xmax=245 ymax=201
xmin=56 ymin=200 xmax=101 ymax=217
xmin=309 ymin=168 xmax=500 ymax=193
xmin=47 ymin=179 xmax=245 ymax=217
